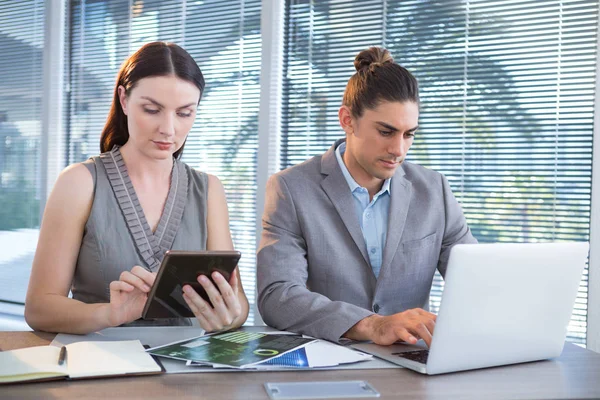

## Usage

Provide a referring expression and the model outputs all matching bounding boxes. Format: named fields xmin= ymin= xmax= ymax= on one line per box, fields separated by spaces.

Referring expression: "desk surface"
xmin=2 ymin=331 xmax=600 ymax=400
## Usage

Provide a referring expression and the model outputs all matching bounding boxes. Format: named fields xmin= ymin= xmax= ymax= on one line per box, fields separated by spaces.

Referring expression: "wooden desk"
xmin=2 ymin=331 xmax=600 ymax=400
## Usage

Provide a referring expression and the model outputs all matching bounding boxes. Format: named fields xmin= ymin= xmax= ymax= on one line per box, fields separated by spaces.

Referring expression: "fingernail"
xmin=199 ymin=275 xmax=209 ymax=283
xmin=212 ymin=272 xmax=222 ymax=280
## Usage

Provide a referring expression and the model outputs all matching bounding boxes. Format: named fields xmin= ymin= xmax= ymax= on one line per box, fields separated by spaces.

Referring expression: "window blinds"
xmin=0 ymin=0 xmax=44 ymax=304
xmin=282 ymin=0 xmax=598 ymax=344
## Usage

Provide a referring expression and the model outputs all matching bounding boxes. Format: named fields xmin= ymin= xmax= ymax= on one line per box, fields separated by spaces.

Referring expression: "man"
xmin=257 ymin=47 xmax=476 ymax=346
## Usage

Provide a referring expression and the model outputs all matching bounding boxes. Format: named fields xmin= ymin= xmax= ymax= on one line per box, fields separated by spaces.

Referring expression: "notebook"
xmin=352 ymin=242 xmax=589 ymax=375
xmin=0 ymin=340 xmax=163 ymax=384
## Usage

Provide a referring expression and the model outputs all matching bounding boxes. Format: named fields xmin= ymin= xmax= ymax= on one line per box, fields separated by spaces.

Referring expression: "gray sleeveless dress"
xmin=72 ymin=146 xmax=208 ymax=326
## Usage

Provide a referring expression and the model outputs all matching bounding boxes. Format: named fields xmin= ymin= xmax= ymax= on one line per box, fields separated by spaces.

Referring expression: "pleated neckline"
xmin=100 ymin=146 xmax=189 ymax=271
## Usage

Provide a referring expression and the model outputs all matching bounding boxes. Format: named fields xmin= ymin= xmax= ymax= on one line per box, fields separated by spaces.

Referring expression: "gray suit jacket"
xmin=257 ymin=139 xmax=477 ymax=342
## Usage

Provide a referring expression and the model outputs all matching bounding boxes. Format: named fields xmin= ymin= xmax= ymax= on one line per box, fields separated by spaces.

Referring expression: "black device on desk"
xmin=142 ymin=250 xmax=241 ymax=319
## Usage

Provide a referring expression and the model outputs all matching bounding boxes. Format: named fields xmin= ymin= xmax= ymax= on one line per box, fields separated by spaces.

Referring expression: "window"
xmin=69 ymin=0 xmax=261 ymax=322
xmin=0 ymin=0 xmax=45 ymax=305
xmin=282 ymin=0 xmax=598 ymax=344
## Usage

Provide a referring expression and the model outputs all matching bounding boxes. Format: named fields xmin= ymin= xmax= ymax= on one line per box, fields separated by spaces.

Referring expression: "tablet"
xmin=142 ymin=250 xmax=242 ymax=319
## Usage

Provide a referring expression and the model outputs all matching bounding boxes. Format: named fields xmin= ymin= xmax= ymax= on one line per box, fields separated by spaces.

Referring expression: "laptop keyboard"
xmin=392 ymin=349 xmax=429 ymax=364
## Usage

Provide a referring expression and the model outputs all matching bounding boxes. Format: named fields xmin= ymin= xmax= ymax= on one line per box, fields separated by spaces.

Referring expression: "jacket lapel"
xmin=379 ymin=168 xmax=412 ymax=279
xmin=320 ymin=139 xmax=370 ymax=266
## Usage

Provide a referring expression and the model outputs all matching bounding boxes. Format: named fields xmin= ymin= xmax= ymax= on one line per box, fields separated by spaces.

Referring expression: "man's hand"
xmin=344 ymin=308 xmax=437 ymax=347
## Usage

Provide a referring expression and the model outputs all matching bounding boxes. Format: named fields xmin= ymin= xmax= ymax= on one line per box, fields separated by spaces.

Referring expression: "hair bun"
xmin=354 ymin=47 xmax=394 ymax=72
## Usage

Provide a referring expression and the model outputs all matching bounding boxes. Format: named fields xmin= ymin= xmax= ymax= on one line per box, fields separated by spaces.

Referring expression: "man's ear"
xmin=338 ymin=105 xmax=354 ymax=135
xmin=118 ymin=85 xmax=128 ymax=115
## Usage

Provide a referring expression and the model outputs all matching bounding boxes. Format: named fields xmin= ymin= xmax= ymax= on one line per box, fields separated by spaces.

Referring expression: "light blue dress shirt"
xmin=335 ymin=142 xmax=391 ymax=278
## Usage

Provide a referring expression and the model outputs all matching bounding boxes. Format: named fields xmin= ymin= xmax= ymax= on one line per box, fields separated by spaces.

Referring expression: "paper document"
xmin=304 ymin=340 xmax=372 ymax=367
xmin=243 ymin=340 xmax=372 ymax=368
xmin=148 ymin=330 xmax=315 ymax=368
xmin=186 ymin=339 xmax=373 ymax=369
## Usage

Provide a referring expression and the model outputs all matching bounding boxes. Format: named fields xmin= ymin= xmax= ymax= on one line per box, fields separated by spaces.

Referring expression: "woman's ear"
xmin=338 ymin=105 xmax=354 ymax=135
xmin=118 ymin=85 xmax=128 ymax=115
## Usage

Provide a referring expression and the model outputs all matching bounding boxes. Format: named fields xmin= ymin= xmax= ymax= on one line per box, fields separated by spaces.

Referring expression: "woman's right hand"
xmin=106 ymin=266 xmax=156 ymax=327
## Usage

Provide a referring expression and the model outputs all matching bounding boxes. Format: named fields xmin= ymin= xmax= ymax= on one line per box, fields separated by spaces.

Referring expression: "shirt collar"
xmin=335 ymin=141 xmax=391 ymax=197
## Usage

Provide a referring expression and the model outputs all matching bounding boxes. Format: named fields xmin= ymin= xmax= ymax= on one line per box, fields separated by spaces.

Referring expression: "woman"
xmin=25 ymin=42 xmax=249 ymax=334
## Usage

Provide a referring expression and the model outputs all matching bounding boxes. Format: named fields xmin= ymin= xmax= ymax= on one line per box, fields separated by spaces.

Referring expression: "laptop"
xmin=352 ymin=242 xmax=589 ymax=375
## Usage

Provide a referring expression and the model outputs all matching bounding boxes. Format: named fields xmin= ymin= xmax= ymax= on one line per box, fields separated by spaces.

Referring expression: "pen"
xmin=58 ymin=346 xmax=67 ymax=366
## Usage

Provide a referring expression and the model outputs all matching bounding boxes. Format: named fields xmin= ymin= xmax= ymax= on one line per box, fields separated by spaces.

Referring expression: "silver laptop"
xmin=352 ymin=242 xmax=589 ymax=375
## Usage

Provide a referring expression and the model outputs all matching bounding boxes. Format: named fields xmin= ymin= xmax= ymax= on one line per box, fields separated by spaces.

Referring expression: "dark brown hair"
xmin=343 ymin=47 xmax=419 ymax=118
xmin=100 ymin=41 xmax=205 ymax=159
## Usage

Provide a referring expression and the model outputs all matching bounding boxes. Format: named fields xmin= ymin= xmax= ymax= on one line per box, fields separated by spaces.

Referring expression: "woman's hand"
xmin=182 ymin=269 xmax=243 ymax=332
xmin=107 ymin=266 xmax=156 ymax=327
